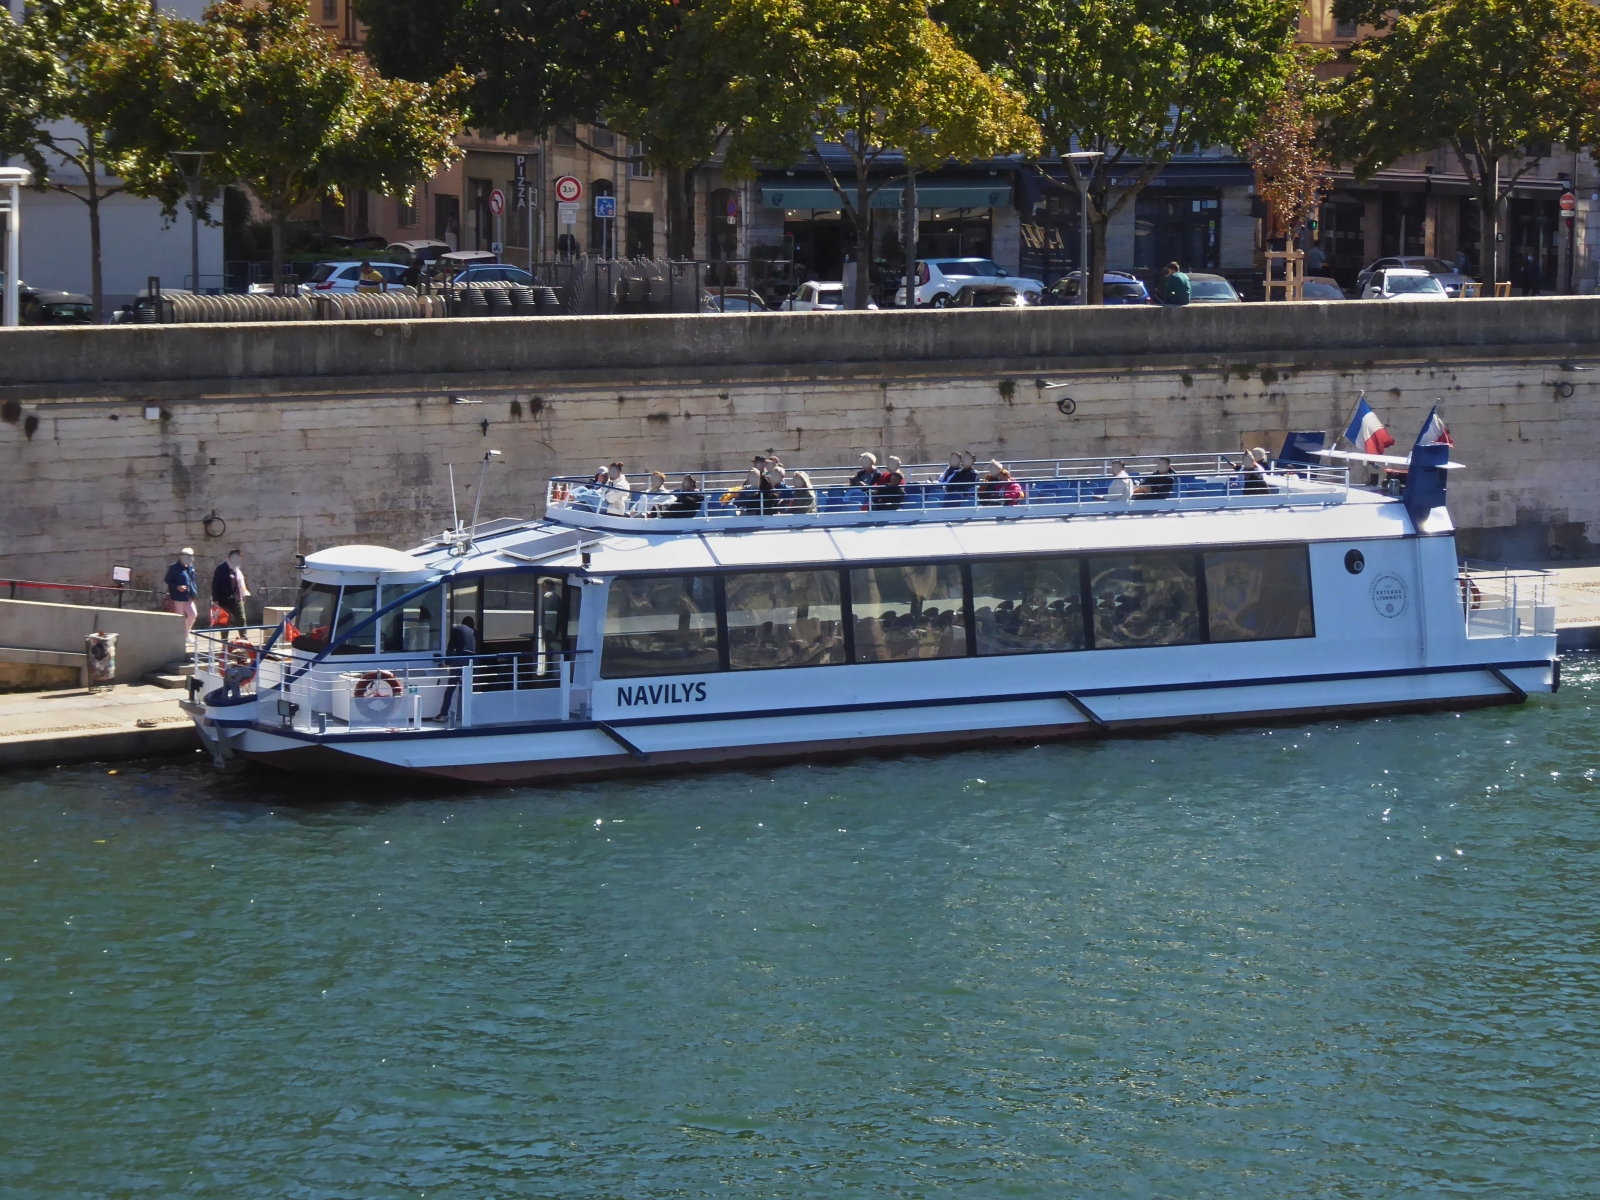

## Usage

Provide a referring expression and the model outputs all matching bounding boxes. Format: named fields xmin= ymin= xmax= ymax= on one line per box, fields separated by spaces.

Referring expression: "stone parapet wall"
xmin=0 ymin=300 xmax=1595 ymax=594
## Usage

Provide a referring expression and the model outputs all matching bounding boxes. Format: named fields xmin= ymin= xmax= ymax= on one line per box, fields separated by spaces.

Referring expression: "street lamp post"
xmin=1061 ymin=151 xmax=1104 ymax=303
xmin=0 ymin=166 xmax=31 ymax=327
xmin=169 ymin=151 xmax=213 ymax=294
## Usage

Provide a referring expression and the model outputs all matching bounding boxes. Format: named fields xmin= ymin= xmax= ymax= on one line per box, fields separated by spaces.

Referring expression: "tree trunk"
xmin=1480 ymin=157 xmax=1499 ymax=289
xmin=903 ymin=168 xmax=918 ymax=309
xmin=86 ymin=136 xmax=103 ymax=322
xmin=666 ymin=166 xmax=696 ymax=260
xmin=851 ymin=201 xmax=873 ymax=309
xmin=1086 ymin=193 xmax=1109 ymax=306
xmin=271 ymin=207 xmax=286 ymax=296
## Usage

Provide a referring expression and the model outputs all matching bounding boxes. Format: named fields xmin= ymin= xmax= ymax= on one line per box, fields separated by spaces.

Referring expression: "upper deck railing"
xmin=544 ymin=453 xmax=1350 ymax=531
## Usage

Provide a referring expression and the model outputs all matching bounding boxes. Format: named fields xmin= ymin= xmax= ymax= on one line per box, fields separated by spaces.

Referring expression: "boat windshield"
xmin=291 ymin=583 xmax=339 ymax=652
xmin=331 ymin=586 xmax=378 ymax=654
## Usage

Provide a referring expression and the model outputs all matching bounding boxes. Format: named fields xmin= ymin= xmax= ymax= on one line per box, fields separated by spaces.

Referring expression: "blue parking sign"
xmin=594 ymin=195 xmax=617 ymax=218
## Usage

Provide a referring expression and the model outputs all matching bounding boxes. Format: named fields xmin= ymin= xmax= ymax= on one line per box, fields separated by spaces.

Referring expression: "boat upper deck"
xmin=543 ymin=452 xmax=1350 ymax=536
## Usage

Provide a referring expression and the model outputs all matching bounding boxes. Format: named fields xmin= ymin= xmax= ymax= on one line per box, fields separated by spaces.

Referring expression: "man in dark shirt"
xmin=945 ymin=451 xmax=979 ymax=506
xmin=1159 ymin=262 xmax=1190 ymax=306
xmin=211 ymin=550 xmax=246 ymax=626
xmin=1134 ymin=457 xmax=1178 ymax=500
xmin=447 ymin=615 xmax=478 ymax=656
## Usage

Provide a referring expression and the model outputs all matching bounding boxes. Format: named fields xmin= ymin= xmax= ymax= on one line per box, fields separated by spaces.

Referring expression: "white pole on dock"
xmin=0 ymin=167 xmax=31 ymax=327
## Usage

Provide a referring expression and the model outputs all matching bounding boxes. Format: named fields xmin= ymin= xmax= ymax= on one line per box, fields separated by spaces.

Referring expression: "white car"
xmin=893 ymin=258 xmax=1043 ymax=308
xmin=1356 ymin=255 xmax=1471 ymax=298
xmin=1362 ymin=267 xmax=1449 ymax=301
xmin=781 ymin=281 xmax=846 ymax=311
xmin=303 ymin=260 xmax=411 ymax=293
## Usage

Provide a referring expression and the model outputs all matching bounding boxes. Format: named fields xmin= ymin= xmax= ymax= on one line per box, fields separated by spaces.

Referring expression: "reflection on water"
xmin=4 ymin=660 xmax=1600 ymax=1197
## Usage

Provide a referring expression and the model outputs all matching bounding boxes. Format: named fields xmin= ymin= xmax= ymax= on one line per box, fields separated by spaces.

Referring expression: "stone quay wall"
xmin=1 ymin=297 xmax=1596 ymax=601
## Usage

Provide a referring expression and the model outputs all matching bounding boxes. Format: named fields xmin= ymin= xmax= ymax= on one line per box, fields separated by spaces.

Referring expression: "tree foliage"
xmin=1329 ymin=0 xmax=1600 ymax=285
xmin=941 ymin=0 xmax=1299 ymax=302
xmin=107 ymin=0 xmax=467 ymax=289
xmin=0 ymin=0 xmax=155 ymax=316
xmin=1243 ymin=53 xmax=1332 ymax=240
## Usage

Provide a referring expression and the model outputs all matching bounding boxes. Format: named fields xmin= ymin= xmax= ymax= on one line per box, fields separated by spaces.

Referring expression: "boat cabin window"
xmin=972 ymin=557 xmax=1085 ymax=655
xmin=849 ymin=564 xmax=966 ymax=662
xmin=381 ymin=584 xmax=442 ymax=653
xmin=725 ymin=570 xmax=845 ymax=670
xmin=1204 ymin=547 xmax=1314 ymax=641
xmin=483 ymin=575 xmax=539 ymax=651
xmin=291 ymin=583 xmax=340 ymax=652
xmin=1088 ymin=554 xmax=1201 ymax=648
xmin=602 ymin=575 xmax=719 ymax=678
xmin=330 ymin=585 xmax=378 ymax=654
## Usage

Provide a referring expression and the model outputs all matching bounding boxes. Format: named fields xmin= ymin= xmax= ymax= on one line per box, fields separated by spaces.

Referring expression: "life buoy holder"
xmin=1458 ymin=576 xmax=1483 ymax=611
xmin=354 ymin=669 xmax=405 ymax=700
xmin=225 ymin=638 xmax=258 ymax=684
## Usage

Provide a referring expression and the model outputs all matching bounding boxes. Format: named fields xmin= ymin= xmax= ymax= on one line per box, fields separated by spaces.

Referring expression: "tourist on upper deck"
xmin=788 ymin=470 xmax=818 ymax=514
xmin=762 ymin=463 xmax=794 ymax=514
xmin=658 ymin=475 xmax=704 ymax=518
xmin=164 ymin=546 xmax=199 ymax=639
xmin=875 ymin=456 xmax=907 ymax=510
xmin=1105 ymin=460 xmax=1134 ymax=503
xmin=850 ymin=452 xmax=880 ymax=489
xmin=604 ymin=461 xmax=632 ymax=515
xmin=1133 ymin=457 xmax=1178 ymax=500
xmin=733 ymin=455 xmax=769 ymax=514
xmin=211 ymin=549 xmax=250 ymax=626
xmin=979 ymin=461 xmax=1024 ymax=506
xmin=1230 ymin=447 xmax=1272 ymax=494
xmin=933 ymin=452 xmax=963 ymax=483
xmin=570 ymin=465 xmax=608 ymax=511
xmin=942 ymin=451 xmax=979 ymax=506
xmin=630 ymin=471 xmax=672 ymax=516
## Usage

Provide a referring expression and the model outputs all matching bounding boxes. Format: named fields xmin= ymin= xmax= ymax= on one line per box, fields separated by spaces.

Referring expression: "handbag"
xmin=208 ymin=602 xmax=230 ymax=626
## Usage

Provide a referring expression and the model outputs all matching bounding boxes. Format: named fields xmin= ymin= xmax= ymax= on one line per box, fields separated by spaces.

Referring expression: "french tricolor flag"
xmin=1416 ymin=405 xmax=1453 ymax=447
xmin=1344 ymin=397 xmax=1396 ymax=455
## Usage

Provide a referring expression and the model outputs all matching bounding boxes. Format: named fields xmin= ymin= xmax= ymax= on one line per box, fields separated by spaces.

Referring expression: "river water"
xmin=4 ymin=663 xmax=1600 ymax=1198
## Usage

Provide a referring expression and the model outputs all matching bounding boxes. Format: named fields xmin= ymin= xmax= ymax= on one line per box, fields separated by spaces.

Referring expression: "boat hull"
xmin=220 ymin=660 xmax=1555 ymax=785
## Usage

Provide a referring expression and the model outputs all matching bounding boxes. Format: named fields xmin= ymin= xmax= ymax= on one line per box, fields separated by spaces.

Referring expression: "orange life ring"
xmin=354 ymin=670 xmax=404 ymax=699
xmin=226 ymin=638 xmax=258 ymax=683
xmin=1458 ymin=576 xmax=1483 ymax=611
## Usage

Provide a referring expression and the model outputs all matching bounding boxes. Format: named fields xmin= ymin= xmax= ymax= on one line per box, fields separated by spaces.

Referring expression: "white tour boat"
xmin=183 ymin=428 xmax=1557 ymax=783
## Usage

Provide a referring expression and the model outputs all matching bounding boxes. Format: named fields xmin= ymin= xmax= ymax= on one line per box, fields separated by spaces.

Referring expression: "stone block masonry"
xmin=0 ymin=298 xmax=1596 ymax=596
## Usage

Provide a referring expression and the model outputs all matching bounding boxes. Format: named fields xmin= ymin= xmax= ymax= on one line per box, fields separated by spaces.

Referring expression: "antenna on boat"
xmin=447 ymin=463 xmax=461 ymax=533
xmin=450 ymin=450 xmax=501 ymax=555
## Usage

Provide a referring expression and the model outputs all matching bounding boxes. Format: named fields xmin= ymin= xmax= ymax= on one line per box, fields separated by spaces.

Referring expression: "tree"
xmin=108 ymin=0 xmax=468 ymax=291
xmin=941 ymin=0 xmax=1300 ymax=304
xmin=1244 ymin=53 xmax=1332 ymax=247
xmin=0 ymin=0 xmax=156 ymax=319
xmin=673 ymin=0 xmax=1040 ymax=308
xmin=1330 ymin=0 xmax=1600 ymax=289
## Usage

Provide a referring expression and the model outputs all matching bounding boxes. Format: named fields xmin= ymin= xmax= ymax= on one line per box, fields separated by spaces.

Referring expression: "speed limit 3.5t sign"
xmin=555 ymin=175 xmax=583 ymax=204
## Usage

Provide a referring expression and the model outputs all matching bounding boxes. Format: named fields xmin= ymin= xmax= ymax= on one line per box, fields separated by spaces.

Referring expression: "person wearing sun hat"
xmin=163 ymin=546 xmax=199 ymax=639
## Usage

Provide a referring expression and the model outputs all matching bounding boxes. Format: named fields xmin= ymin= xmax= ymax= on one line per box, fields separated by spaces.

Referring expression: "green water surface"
xmin=3 ymin=661 xmax=1600 ymax=1197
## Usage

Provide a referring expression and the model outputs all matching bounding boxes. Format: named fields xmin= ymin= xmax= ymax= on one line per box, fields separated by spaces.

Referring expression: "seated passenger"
xmin=849 ymin=452 xmax=880 ymax=489
xmin=787 ymin=470 xmax=819 ymax=514
xmin=875 ymin=456 xmax=907 ymax=510
xmin=1233 ymin=447 xmax=1272 ymax=494
xmin=630 ymin=470 xmax=673 ymax=515
xmin=933 ymin=452 xmax=963 ymax=483
xmin=604 ymin=461 xmax=631 ymax=516
xmin=658 ymin=474 xmax=705 ymax=518
xmin=979 ymin=461 xmax=1023 ymax=506
xmin=1104 ymin=460 xmax=1134 ymax=503
xmin=762 ymin=463 xmax=794 ymax=514
xmin=1133 ymin=456 xmax=1178 ymax=500
xmin=944 ymin=451 xmax=979 ymax=506
xmin=735 ymin=455 xmax=769 ymax=514
xmin=570 ymin=465 xmax=609 ymax=511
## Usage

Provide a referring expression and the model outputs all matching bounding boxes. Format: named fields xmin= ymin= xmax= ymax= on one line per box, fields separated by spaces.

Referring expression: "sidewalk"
xmin=0 ymin=682 xmax=197 ymax=769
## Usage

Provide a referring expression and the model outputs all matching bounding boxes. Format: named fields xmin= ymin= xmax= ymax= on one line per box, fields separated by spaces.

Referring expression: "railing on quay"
xmin=1459 ymin=560 xmax=1556 ymax=640
xmin=546 ymin=453 xmax=1349 ymax=527
xmin=2 ymin=577 xmax=164 ymax=610
xmin=193 ymin=625 xmax=581 ymax=732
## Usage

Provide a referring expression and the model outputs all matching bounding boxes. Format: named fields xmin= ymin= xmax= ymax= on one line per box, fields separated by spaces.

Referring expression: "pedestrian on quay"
xmin=1159 ymin=261 xmax=1190 ymax=306
xmin=211 ymin=549 xmax=250 ymax=627
xmin=1304 ymin=243 xmax=1326 ymax=275
xmin=164 ymin=547 xmax=199 ymax=640
xmin=357 ymin=261 xmax=385 ymax=292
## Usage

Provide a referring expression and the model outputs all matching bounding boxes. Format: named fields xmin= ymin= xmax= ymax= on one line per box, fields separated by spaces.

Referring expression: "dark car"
xmin=953 ymin=283 xmax=1034 ymax=308
xmin=1301 ymin=276 xmax=1346 ymax=301
xmin=1039 ymin=271 xmax=1151 ymax=306
xmin=21 ymin=289 xmax=94 ymax=324
xmin=451 ymin=264 xmax=537 ymax=286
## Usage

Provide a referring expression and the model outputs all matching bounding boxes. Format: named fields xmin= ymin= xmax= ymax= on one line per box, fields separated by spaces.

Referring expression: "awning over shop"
xmin=760 ymin=183 xmax=1012 ymax=210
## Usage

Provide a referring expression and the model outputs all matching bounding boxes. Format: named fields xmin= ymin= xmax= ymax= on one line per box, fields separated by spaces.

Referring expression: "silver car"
xmin=1355 ymin=256 xmax=1470 ymax=298
xmin=894 ymin=258 xmax=1043 ymax=307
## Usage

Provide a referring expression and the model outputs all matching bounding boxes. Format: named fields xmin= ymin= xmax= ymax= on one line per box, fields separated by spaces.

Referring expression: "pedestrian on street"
xmin=401 ymin=254 xmax=424 ymax=292
xmin=357 ymin=261 xmax=385 ymax=292
xmin=164 ymin=547 xmax=199 ymax=640
xmin=1159 ymin=261 xmax=1191 ymax=306
xmin=211 ymin=549 xmax=250 ymax=627
xmin=444 ymin=215 xmax=460 ymax=252
xmin=1305 ymin=244 xmax=1326 ymax=274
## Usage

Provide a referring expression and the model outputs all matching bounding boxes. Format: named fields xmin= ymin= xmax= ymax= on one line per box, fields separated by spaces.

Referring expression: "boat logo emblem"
xmin=1369 ymin=573 xmax=1408 ymax=618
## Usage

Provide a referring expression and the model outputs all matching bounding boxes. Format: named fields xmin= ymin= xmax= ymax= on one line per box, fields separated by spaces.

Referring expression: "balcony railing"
xmin=1459 ymin=561 xmax=1555 ymax=640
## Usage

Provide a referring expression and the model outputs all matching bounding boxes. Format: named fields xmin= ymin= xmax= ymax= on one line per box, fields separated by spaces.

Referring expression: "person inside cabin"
xmin=659 ymin=474 xmax=705 ymax=518
xmin=1133 ymin=457 xmax=1178 ymax=500
xmin=447 ymin=614 xmax=477 ymax=656
xmin=875 ymin=456 xmax=907 ymax=510
xmin=979 ymin=461 xmax=1023 ymax=506
xmin=604 ymin=461 xmax=631 ymax=515
xmin=1105 ymin=460 xmax=1134 ymax=503
xmin=788 ymin=470 xmax=819 ymax=514
xmin=631 ymin=470 xmax=672 ymax=516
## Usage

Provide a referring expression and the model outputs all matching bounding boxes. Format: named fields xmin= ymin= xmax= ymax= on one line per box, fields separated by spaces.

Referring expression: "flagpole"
xmin=1335 ymin=389 xmax=1367 ymax=448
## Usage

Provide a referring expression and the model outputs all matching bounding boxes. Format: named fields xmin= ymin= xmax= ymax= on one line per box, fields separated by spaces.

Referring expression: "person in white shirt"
xmin=630 ymin=471 xmax=673 ymax=515
xmin=1105 ymin=459 xmax=1134 ymax=503
xmin=604 ymin=461 xmax=631 ymax=516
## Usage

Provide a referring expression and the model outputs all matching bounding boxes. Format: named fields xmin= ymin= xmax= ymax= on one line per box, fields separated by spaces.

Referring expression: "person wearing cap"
xmin=164 ymin=547 xmax=199 ymax=638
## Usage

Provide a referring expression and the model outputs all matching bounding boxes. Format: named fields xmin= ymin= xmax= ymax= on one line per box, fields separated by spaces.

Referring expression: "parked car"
xmin=781 ymin=281 xmax=846 ymax=311
xmin=301 ymin=260 xmax=412 ymax=292
xmin=953 ymin=283 xmax=1034 ymax=307
xmin=1355 ymin=255 xmax=1470 ymax=297
xmin=1185 ymin=273 xmax=1243 ymax=303
xmin=1362 ymin=267 xmax=1449 ymax=301
xmin=702 ymin=288 xmax=769 ymax=313
xmin=451 ymin=264 xmax=536 ymax=286
xmin=20 ymin=288 xmax=93 ymax=324
xmin=894 ymin=258 xmax=1043 ymax=307
xmin=387 ymin=239 xmax=450 ymax=263
xmin=1039 ymin=271 xmax=1151 ymax=306
xmin=1300 ymin=276 xmax=1347 ymax=301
